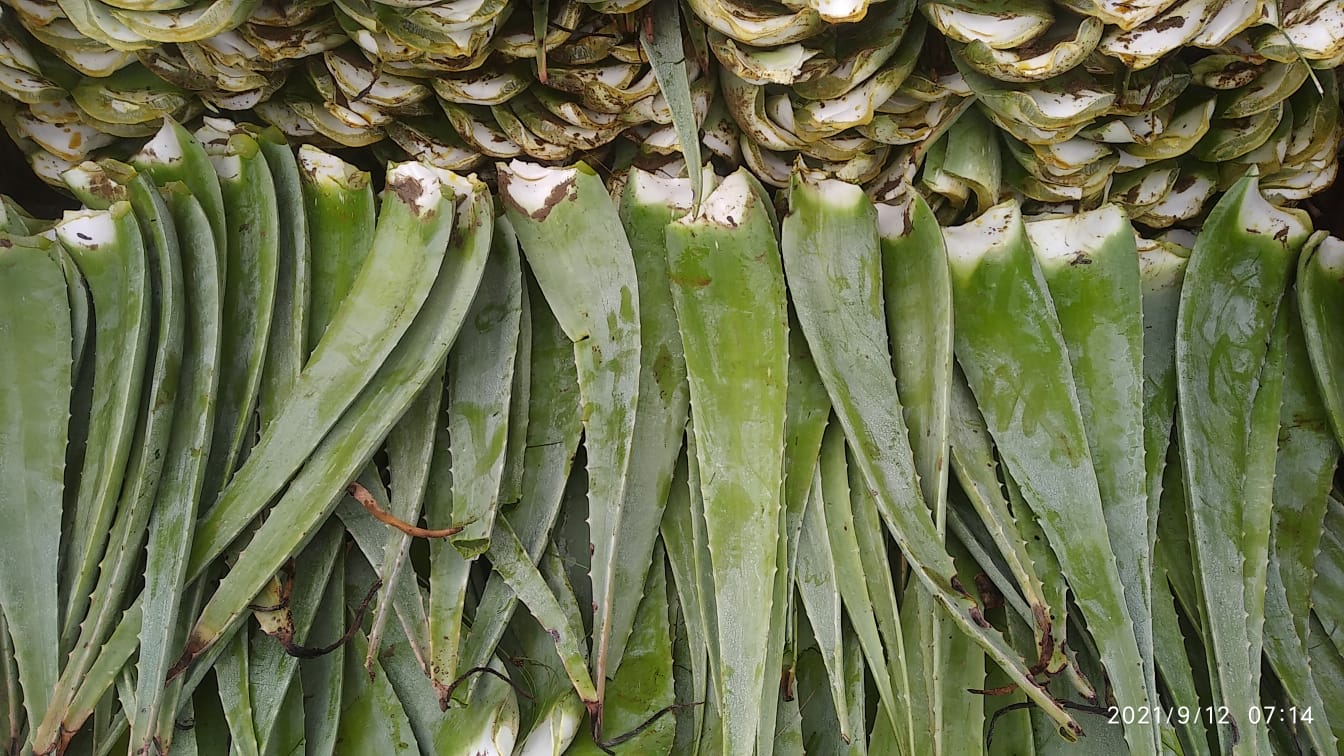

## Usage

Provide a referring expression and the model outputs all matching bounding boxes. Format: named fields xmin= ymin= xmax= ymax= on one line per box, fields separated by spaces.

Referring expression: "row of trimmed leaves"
xmin=1 ymin=116 xmax=1344 ymax=756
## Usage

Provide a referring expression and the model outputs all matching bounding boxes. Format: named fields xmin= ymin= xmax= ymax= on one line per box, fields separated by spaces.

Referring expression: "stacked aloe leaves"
xmin=0 ymin=0 xmax=1341 ymax=226
xmin=0 ymin=100 xmax=1343 ymax=756
xmin=0 ymin=2 xmax=1343 ymax=755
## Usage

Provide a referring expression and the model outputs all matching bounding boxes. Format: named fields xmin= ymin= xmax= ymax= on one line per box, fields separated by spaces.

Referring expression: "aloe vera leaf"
xmin=447 ymin=214 xmax=523 ymax=554
xmin=54 ymin=201 xmax=150 ymax=649
xmin=498 ymin=161 xmax=644 ymax=712
xmin=194 ymin=120 xmax=279 ymax=500
xmin=298 ymin=145 xmax=375 ymax=347
xmin=1003 ymin=469 xmax=1078 ymax=684
xmin=794 ymin=470 xmax=850 ymax=743
xmin=425 ymin=216 xmax=522 ymax=700
xmin=942 ymin=197 xmax=1152 ymax=749
xmin=594 ymin=168 xmax=696 ymax=690
xmin=658 ymin=449 xmax=710 ymax=754
xmin=130 ymin=181 xmax=221 ymax=754
xmin=1137 ymin=237 xmax=1186 ymax=554
xmin=1236 ymin=302 xmax=1291 ymax=755
xmin=131 ymin=119 xmax=226 ymax=271
xmin=459 ymin=274 xmax=584 ymax=678
xmin=848 ymin=458 xmax=917 ymax=753
xmin=757 ymin=457 xmax=794 ymax=756
xmin=300 ymin=523 xmax=346 ymax=756
xmin=424 ymin=397 xmax=467 ymax=707
xmin=1026 ymin=205 xmax=1156 ymax=718
xmin=0 ymin=238 xmax=70 ymax=744
xmin=781 ymin=175 xmax=1079 ymax=736
xmin=946 ymin=368 xmax=1059 ymax=666
xmin=366 ymin=366 xmax=444 ymax=671
xmin=498 ymin=283 xmax=533 ymax=510
xmin=1174 ymin=175 xmax=1310 ymax=754
xmin=569 ymin=542 xmax=678 ymax=755
xmin=174 ymin=170 xmax=486 ymax=673
xmin=761 ymin=325 xmax=831 ymax=756
xmin=816 ymin=426 xmax=906 ymax=745
xmin=1298 ymin=234 xmax=1344 ymax=450
xmin=665 ymin=169 xmax=787 ymax=755
xmin=215 ymin=631 xmax=261 ymax=756
xmin=334 ymin=473 xmax=431 ymax=669
xmin=488 ymin=517 xmax=597 ymax=705
xmin=1150 ymin=568 xmax=1212 ymax=756
xmin=877 ymin=190 xmax=951 ymax=755
xmin=336 ymin=630 xmax=418 ymax=755
xmin=47 ymin=199 xmax=170 ymax=754
xmin=639 ymin=0 xmax=702 ymax=208
xmin=1262 ymin=296 xmax=1338 ymax=752
xmin=186 ymin=162 xmax=463 ymax=577
xmin=253 ymin=126 xmax=310 ymax=428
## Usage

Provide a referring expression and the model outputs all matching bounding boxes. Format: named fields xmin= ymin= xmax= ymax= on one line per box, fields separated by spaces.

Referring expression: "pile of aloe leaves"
xmin=1 ymin=117 xmax=1343 ymax=756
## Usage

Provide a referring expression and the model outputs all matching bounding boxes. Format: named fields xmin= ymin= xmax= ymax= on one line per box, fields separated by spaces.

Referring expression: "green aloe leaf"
xmin=0 ymin=236 xmax=70 ymax=747
xmin=666 ymin=169 xmax=788 ymax=755
xmin=499 ymin=160 xmax=644 ymax=724
xmin=1175 ymin=175 xmax=1310 ymax=754
xmin=782 ymin=172 xmax=1080 ymax=738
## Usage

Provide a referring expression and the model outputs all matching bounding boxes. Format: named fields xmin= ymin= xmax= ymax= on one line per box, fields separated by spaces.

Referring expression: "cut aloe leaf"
xmin=194 ymin=118 xmax=279 ymax=505
xmin=172 ymin=166 xmax=483 ymax=674
xmin=1025 ymin=205 xmax=1156 ymax=723
xmin=1175 ymin=175 xmax=1310 ymax=754
xmin=0 ymin=236 xmax=70 ymax=746
xmin=943 ymin=198 xmax=1152 ymax=751
xmin=447 ymin=214 xmax=523 ymax=555
xmin=666 ymin=169 xmax=788 ymax=755
xmin=54 ymin=199 xmax=151 ymax=647
xmin=130 ymin=180 xmax=221 ymax=754
xmin=782 ymin=173 xmax=1080 ymax=738
xmin=187 ymin=161 xmax=461 ymax=574
xmin=498 ymin=160 xmax=643 ymax=720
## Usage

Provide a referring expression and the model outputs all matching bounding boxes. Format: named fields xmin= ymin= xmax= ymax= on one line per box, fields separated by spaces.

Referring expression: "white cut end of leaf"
xmin=1235 ymin=177 xmax=1310 ymax=244
xmin=299 ymin=144 xmax=350 ymax=179
xmin=630 ymin=168 xmax=694 ymax=213
xmin=385 ymin=161 xmax=444 ymax=217
xmin=136 ymin=120 xmax=185 ymax=164
xmin=1313 ymin=235 xmax=1344 ymax=276
xmin=797 ymin=171 xmax=868 ymax=211
xmin=875 ymin=200 xmax=912 ymax=237
xmin=942 ymin=200 xmax=1022 ymax=271
xmin=689 ymin=169 xmax=754 ymax=226
xmin=56 ymin=209 xmax=117 ymax=249
xmin=516 ymin=704 xmax=582 ymax=755
xmin=208 ymin=153 xmax=242 ymax=182
xmin=1025 ymin=204 xmax=1128 ymax=266
xmin=499 ymin=160 xmax=576 ymax=215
